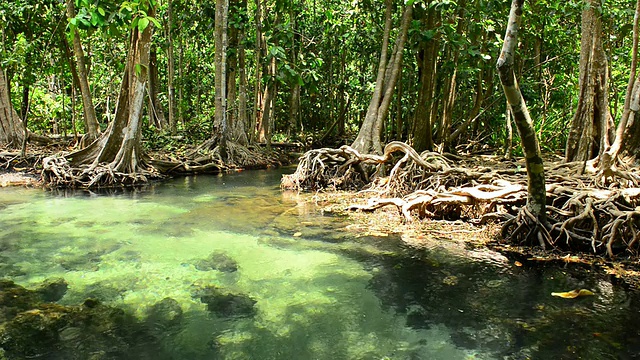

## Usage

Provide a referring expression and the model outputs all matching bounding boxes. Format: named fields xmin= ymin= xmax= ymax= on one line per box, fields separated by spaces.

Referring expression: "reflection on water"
xmin=0 ymin=169 xmax=639 ymax=359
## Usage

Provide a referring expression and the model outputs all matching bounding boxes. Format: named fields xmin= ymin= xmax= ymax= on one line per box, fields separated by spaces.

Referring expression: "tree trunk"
xmin=600 ymin=0 xmax=640 ymax=173
xmin=0 ymin=66 xmax=24 ymax=147
xmin=252 ymin=0 xmax=264 ymax=143
xmin=178 ymin=37 xmax=185 ymax=126
xmin=66 ymin=0 xmax=100 ymax=142
xmin=66 ymin=8 xmax=155 ymax=176
xmin=237 ymin=18 xmax=249 ymax=145
xmin=438 ymin=0 xmax=465 ymax=151
xmin=565 ymin=0 xmax=609 ymax=162
xmin=413 ymin=5 xmax=439 ymax=152
xmin=350 ymin=0 xmax=392 ymax=154
xmin=148 ymin=46 xmax=167 ymax=130
xmin=497 ymin=0 xmax=547 ymax=222
xmin=287 ymin=4 xmax=300 ymax=138
xmin=167 ymin=0 xmax=177 ymax=135
xmin=214 ymin=0 xmax=230 ymax=160
xmin=352 ymin=1 xmax=411 ymax=154
xmin=260 ymin=55 xmax=276 ymax=149
xmin=372 ymin=4 xmax=412 ymax=152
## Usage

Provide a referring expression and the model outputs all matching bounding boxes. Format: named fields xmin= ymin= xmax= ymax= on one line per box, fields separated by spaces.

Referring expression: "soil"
xmin=306 ymin=190 xmax=640 ymax=289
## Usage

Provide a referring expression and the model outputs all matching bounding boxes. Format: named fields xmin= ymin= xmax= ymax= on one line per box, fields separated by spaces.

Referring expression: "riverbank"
xmin=304 ymin=190 xmax=640 ymax=289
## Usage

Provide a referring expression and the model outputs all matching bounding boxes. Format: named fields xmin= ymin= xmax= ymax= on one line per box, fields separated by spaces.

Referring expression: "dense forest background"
xmin=1 ymin=0 xmax=636 ymax=157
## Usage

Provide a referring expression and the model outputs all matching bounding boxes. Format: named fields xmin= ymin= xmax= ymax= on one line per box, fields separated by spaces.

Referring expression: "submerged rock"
xmin=0 ymin=280 xmax=167 ymax=360
xmin=35 ymin=278 xmax=68 ymax=302
xmin=194 ymin=251 xmax=238 ymax=273
xmin=146 ymin=297 xmax=183 ymax=328
xmin=194 ymin=285 xmax=256 ymax=318
xmin=0 ymin=279 xmax=41 ymax=323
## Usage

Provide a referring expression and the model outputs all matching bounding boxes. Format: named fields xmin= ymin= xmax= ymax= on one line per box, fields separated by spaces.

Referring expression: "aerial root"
xmin=285 ymin=142 xmax=640 ymax=258
xmin=42 ymin=155 xmax=161 ymax=188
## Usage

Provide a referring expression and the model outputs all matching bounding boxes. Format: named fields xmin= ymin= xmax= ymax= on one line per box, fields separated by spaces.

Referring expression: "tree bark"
xmin=67 ymin=7 xmax=155 ymax=175
xmin=438 ymin=0 xmax=465 ymax=151
xmin=148 ymin=46 xmax=167 ymax=130
xmin=497 ymin=0 xmax=547 ymax=221
xmin=214 ymin=0 xmax=230 ymax=160
xmin=235 ymin=0 xmax=249 ymax=145
xmin=66 ymin=0 xmax=100 ymax=142
xmin=0 ymin=66 xmax=24 ymax=147
xmin=600 ymin=0 xmax=640 ymax=170
xmin=167 ymin=0 xmax=177 ymax=135
xmin=252 ymin=0 xmax=264 ymax=143
xmin=413 ymin=5 xmax=439 ymax=152
xmin=352 ymin=1 xmax=411 ymax=154
xmin=565 ymin=0 xmax=609 ymax=162
xmin=237 ymin=19 xmax=250 ymax=145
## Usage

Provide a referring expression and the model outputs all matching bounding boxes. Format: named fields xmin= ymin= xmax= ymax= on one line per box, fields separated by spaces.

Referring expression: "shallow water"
xmin=0 ymin=169 xmax=639 ymax=359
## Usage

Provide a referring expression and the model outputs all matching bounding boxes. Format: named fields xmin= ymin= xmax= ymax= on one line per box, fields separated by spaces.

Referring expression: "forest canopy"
xmin=1 ymin=0 xmax=635 ymax=156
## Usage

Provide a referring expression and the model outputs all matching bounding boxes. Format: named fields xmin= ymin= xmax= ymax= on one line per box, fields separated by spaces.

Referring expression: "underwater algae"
xmin=0 ymin=186 xmax=487 ymax=360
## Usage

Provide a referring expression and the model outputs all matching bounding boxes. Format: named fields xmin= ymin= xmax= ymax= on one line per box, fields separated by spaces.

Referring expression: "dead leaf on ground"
xmin=551 ymin=289 xmax=595 ymax=299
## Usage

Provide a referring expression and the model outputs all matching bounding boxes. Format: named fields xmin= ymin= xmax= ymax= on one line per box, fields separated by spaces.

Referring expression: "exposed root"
xmin=42 ymin=155 xmax=162 ymax=188
xmin=282 ymin=141 xmax=451 ymax=191
xmin=284 ymin=142 xmax=640 ymax=258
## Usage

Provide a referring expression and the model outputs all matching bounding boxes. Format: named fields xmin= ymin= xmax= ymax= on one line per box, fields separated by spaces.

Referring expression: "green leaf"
xmin=149 ymin=16 xmax=161 ymax=28
xmin=98 ymin=7 xmax=105 ymax=16
xmin=138 ymin=17 xmax=149 ymax=32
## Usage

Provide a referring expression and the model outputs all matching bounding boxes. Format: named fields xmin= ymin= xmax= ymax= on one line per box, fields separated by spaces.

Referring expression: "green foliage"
xmin=2 ymin=0 xmax=638 ymax=157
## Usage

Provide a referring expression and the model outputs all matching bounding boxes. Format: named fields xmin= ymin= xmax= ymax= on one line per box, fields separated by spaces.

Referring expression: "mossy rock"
xmin=146 ymin=297 xmax=183 ymax=329
xmin=194 ymin=285 xmax=256 ymax=318
xmin=0 ymin=281 xmax=161 ymax=360
xmin=194 ymin=251 xmax=238 ymax=273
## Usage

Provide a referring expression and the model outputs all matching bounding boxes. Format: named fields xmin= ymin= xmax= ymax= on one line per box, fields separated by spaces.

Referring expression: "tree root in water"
xmin=284 ymin=142 xmax=640 ymax=258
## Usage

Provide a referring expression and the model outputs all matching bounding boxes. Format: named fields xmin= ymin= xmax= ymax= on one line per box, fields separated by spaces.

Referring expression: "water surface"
xmin=0 ymin=169 xmax=639 ymax=359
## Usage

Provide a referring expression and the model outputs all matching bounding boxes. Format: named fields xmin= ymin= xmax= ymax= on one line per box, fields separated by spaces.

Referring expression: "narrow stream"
xmin=0 ymin=169 xmax=639 ymax=359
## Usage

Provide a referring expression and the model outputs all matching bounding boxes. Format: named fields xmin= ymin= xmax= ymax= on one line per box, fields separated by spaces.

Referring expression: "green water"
xmin=0 ymin=169 xmax=639 ymax=359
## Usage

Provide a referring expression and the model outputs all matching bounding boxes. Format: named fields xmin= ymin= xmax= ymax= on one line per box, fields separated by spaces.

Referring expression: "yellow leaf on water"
xmin=551 ymin=289 xmax=595 ymax=299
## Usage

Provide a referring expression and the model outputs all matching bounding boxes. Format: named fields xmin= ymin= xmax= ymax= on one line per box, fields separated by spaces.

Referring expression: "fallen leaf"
xmin=551 ymin=289 xmax=595 ymax=299
xmin=514 ymin=261 xmax=523 ymax=267
xmin=293 ymin=232 xmax=302 ymax=237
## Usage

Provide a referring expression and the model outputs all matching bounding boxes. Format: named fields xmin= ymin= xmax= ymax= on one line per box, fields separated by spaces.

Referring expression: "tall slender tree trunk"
xmin=413 ymin=5 xmax=439 ymax=152
xmin=227 ymin=0 xmax=239 ymax=142
xmin=66 ymin=0 xmax=100 ymax=142
xmin=214 ymin=0 xmax=230 ymax=160
xmin=351 ymin=0 xmax=392 ymax=154
xmin=287 ymin=4 xmax=300 ymax=138
xmin=167 ymin=0 xmax=177 ymax=135
xmin=438 ymin=0 xmax=465 ymax=151
xmin=352 ymin=1 xmax=411 ymax=154
xmin=148 ymin=46 xmax=167 ymax=130
xmin=252 ymin=0 xmax=264 ymax=143
xmin=497 ymin=0 xmax=546 ymax=222
xmin=260 ymin=55 xmax=276 ymax=149
xmin=565 ymin=0 xmax=609 ymax=163
xmin=237 ymin=16 xmax=250 ymax=145
xmin=178 ymin=37 xmax=185 ymax=126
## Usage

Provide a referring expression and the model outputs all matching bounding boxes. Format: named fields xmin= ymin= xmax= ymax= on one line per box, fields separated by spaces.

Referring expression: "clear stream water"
xmin=0 ymin=169 xmax=639 ymax=359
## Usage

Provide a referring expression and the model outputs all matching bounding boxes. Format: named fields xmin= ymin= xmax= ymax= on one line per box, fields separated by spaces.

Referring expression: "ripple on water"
xmin=0 ymin=172 xmax=639 ymax=360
